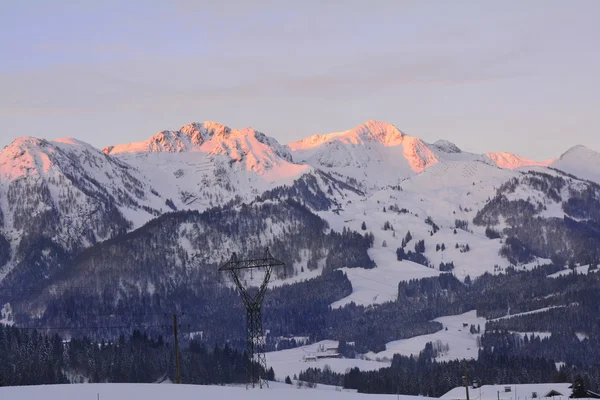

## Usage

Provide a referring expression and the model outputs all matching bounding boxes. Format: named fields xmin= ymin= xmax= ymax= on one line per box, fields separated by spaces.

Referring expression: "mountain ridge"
xmin=1 ymin=119 xmax=598 ymax=292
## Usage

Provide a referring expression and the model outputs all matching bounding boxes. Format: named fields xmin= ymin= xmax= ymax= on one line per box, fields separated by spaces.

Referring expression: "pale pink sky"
xmin=1 ymin=1 xmax=599 ymax=159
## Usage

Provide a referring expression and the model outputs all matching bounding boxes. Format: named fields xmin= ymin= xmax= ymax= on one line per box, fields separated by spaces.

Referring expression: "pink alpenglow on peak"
xmin=103 ymin=121 xmax=301 ymax=174
xmin=288 ymin=120 xmax=438 ymax=184
xmin=103 ymin=121 xmax=232 ymax=155
xmin=485 ymin=152 xmax=554 ymax=170
xmin=288 ymin=120 xmax=406 ymax=151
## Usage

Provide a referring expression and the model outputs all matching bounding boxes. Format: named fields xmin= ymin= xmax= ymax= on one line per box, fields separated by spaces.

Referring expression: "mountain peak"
xmin=103 ymin=120 xmax=299 ymax=176
xmin=179 ymin=121 xmax=231 ymax=144
xmin=432 ymin=140 xmax=462 ymax=153
xmin=558 ymin=144 xmax=593 ymax=159
xmin=288 ymin=120 xmax=405 ymax=152
xmin=551 ymin=145 xmax=600 ymax=184
xmin=350 ymin=120 xmax=405 ymax=146
xmin=485 ymin=152 xmax=553 ymax=170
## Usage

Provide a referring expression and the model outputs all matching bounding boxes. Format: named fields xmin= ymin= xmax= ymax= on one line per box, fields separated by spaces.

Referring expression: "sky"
xmin=1 ymin=0 xmax=599 ymax=160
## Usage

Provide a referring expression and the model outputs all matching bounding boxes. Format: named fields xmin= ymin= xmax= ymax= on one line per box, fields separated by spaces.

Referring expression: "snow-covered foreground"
xmin=442 ymin=383 xmax=572 ymax=400
xmin=369 ymin=310 xmax=486 ymax=362
xmin=0 ymin=383 xmax=434 ymax=400
xmin=265 ymin=340 xmax=389 ymax=379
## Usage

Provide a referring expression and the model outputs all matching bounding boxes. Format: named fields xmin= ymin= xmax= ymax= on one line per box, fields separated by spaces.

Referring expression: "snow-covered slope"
xmin=372 ymin=310 xmax=485 ymax=361
xmin=485 ymin=152 xmax=553 ymax=170
xmin=288 ymin=121 xmax=553 ymax=192
xmin=0 ymin=137 xmax=165 ymax=282
xmin=317 ymin=159 xmax=531 ymax=308
xmin=288 ymin=121 xmax=439 ymax=190
xmin=551 ymin=145 xmax=600 ymax=184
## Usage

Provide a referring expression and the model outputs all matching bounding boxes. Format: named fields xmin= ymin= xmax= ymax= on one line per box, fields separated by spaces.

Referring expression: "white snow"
xmin=265 ymin=340 xmax=389 ymax=380
xmin=372 ymin=311 xmax=485 ymax=361
xmin=331 ymin=255 xmax=439 ymax=309
xmin=548 ymin=265 xmax=599 ymax=278
xmin=0 ymin=382 xmax=435 ymax=400
xmin=490 ymin=305 xmax=572 ymax=321
xmin=551 ymin=145 xmax=600 ymax=184
xmin=319 ymin=157 xmax=541 ymax=309
xmin=441 ymin=383 xmax=572 ymax=400
xmin=0 ymin=302 xmax=13 ymax=326
xmin=485 ymin=152 xmax=553 ymax=170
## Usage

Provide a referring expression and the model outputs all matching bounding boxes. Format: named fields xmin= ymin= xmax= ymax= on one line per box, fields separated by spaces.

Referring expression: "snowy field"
xmin=331 ymin=251 xmax=439 ymax=308
xmin=0 ymin=383 xmax=435 ymax=400
xmin=265 ymin=340 xmax=389 ymax=379
xmin=370 ymin=310 xmax=485 ymax=361
xmin=266 ymin=308 xmax=563 ymax=379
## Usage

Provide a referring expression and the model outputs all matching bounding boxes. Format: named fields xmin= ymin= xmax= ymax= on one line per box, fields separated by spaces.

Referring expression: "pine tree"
xmin=571 ymin=375 xmax=587 ymax=398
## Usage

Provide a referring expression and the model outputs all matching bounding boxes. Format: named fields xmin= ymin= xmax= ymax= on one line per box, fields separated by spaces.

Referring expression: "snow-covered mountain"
xmin=551 ymin=144 xmax=600 ymax=184
xmin=105 ymin=121 xmax=312 ymax=210
xmin=1 ymin=118 xmax=599 ymax=319
xmin=288 ymin=121 xmax=439 ymax=190
xmin=0 ymin=136 xmax=166 ymax=284
xmin=287 ymin=120 xmax=552 ymax=191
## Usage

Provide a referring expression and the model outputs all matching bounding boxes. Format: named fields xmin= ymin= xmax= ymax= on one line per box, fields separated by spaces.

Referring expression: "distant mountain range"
xmin=1 ymin=119 xmax=599 ymax=342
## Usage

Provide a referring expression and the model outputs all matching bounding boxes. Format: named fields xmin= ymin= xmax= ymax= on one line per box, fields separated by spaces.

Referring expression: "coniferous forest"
xmin=0 ymin=324 xmax=257 ymax=387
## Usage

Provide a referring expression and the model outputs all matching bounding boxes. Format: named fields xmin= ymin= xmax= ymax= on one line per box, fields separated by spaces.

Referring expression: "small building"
xmin=441 ymin=383 xmax=572 ymax=400
xmin=584 ymin=390 xmax=600 ymax=399
xmin=316 ymin=353 xmax=340 ymax=359
xmin=544 ymin=390 xmax=563 ymax=397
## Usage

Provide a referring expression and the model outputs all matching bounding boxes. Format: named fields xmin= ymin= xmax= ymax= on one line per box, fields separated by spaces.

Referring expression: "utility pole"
xmin=173 ymin=313 xmax=182 ymax=384
xmin=463 ymin=361 xmax=470 ymax=400
xmin=164 ymin=312 xmax=185 ymax=384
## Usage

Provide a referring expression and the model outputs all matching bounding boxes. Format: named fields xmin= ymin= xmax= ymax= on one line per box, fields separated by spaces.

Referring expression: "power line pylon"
xmin=219 ymin=247 xmax=285 ymax=389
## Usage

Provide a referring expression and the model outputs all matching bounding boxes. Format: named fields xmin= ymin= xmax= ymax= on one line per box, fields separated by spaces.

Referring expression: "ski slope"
xmin=0 ymin=383 xmax=434 ymax=400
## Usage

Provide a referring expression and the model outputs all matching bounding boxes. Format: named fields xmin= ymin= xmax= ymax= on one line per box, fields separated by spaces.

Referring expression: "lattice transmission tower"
xmin=219 ymin=248 xmax=285 ymax=388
